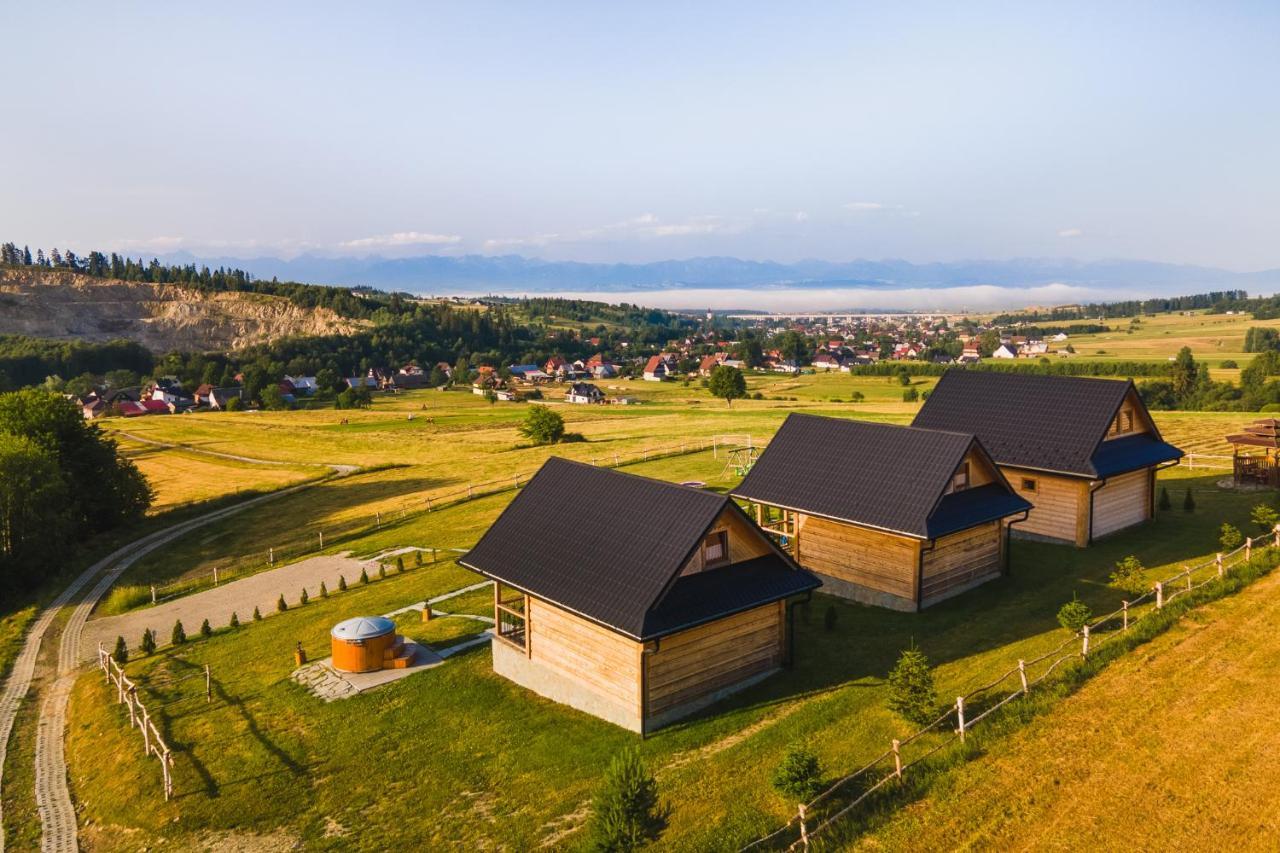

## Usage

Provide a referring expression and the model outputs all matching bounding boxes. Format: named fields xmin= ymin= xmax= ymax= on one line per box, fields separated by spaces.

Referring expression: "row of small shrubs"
xmin=111 ymin=552 xmax=426 ymax=665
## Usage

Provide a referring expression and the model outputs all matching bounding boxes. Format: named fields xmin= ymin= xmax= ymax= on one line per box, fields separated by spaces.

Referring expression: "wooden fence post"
xmin=376 ymin=511 xmax=381 ymax=528
xmin=213 ymin=566 xmax=219 ymax=586
xmin=141 ymin=707 xmax=151 ymax=754
xmin=205 ymin=664 xmax=212 ymax=703
xmin=1246 ymin=538 xmax=1253 ymax=562
xmin=1081 ymin=625 xmax=1090 ymax=658
xmin=1155 ymin=581 xmax=1164 ymax=609
xmin=956 ymin=696 xmax=966 ymax=741
xmin=426 ymin=496 xmax=433 ymax=512
xmin=269 ymin=547 xmax=274 ymax=565
xmin=468 ymin=482 xmax=474 ymax=499
xmin=892 ymin=738 xmax=902 ymax=777
xmin=1217 ymin=553 xmax=1224 ymax=579
xmin=150 ymin=584 xmax=157 ymax=604
xmin=1274 ymin=523 xmax=1280 ymax=548
xmin=1018 ymin=659 xmax=1028 ymax=693
xmin=126 ymin=687 xmax=137 ymax=728
xmin=1122 ymin=600 xmax=1129 ymax=631
xmin=318 ymin=530 xmax=324 ymax=549
xmin=163 ymin=749 xmax=173 ymax=800
xmin=798 ymin=803 xmax=809 ymax=849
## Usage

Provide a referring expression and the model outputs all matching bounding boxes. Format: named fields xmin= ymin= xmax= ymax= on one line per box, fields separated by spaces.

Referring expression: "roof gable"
xmin=913 ymin=371 xmax=1138 ymax=477
xmin=461 ymin=458 xmax=799 ymax=638
xmin=733 ymin=414 xmax=1017 ymax=538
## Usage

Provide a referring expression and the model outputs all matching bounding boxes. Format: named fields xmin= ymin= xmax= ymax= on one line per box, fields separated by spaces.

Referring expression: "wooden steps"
xmin=382 ymin=635 xmax=414 ymax=669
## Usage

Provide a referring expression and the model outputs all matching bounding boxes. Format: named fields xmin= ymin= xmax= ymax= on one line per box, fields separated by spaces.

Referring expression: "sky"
xmin=2 ymin=1 xmax=1279 ymax=270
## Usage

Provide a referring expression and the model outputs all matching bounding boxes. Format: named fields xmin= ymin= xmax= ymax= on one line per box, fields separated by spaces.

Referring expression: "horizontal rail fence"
xmin=742 ymin=525 xmax=1280 ymax=851
xmin=1180 ymin=453 xmax=1233 ymax=470
xmin=141 ymin=437 xmax=739 ymax=605
xmin=95 ymin=645 xmax=199 ymax=801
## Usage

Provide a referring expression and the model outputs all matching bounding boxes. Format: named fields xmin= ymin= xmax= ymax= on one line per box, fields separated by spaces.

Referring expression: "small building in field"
xmin=642 ymin=355 xmax=672 ymax=381
xmin=913 ymin=371 xmax=1183 ymax=546
xmin=460 ymin=458 xmax=820 ymax=734
xmin=734 ymin=413 xmax=1032 ymax=611
xmin=565 ymin=382 xmax=604 ymax=404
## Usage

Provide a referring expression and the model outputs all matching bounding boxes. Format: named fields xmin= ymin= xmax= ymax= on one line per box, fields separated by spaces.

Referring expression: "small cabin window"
xmin=1111 ymin=409 xmax=1135 ymax=435
xmin=702 ymin=530 xmax=730 ymax=569
xmin=1022 ymin=477 xmax=1038 ymax=493
xmin=952 ymin=462 xmax=970 ymax=492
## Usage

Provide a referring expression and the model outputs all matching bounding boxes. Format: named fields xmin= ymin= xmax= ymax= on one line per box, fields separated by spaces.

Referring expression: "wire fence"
xmin=138 ymin=436 xmax=737 ymax=605
xmin=741 ymin=525 xmax=1280 ymax=851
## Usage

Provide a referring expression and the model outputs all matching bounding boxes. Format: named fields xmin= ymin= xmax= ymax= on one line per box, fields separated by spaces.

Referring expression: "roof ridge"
xmin=786 ymin=411 xmax=976 ymax=441
xmin=540 ymin=455 xmax=729 ymax=504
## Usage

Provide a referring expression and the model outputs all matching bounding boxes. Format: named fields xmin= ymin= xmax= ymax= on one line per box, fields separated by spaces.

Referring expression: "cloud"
xmin=482 ymin=234 xmax=561 ymax=250
xmin=115 ymin=235 xmax=187 ymax=250
xmin=339 ymin=231 xmax=461 ymax=249
xmin=483 ymin=213 xmax=740 ymax=251
xmin=1057 ymin=228 xmax=1084 ymax=238
xmin=843 ymin=201 xmax=886 ymax=211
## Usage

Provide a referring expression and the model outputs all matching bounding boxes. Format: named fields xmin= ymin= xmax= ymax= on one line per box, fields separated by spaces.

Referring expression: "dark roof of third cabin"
xmin=732 ymin=413 xmax=1030 ymax=539
xmin=912 ymin=371 xmax=1182 ymax=477
xmin=460 ymin=457 xmax=817 ymax=640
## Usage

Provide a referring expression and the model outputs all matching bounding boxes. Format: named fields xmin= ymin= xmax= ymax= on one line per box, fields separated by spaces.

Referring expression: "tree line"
xmin=0 ymin=390 xmax=151 ymax=593
xmin=990 ymin=291 xmax=1248 ymax=323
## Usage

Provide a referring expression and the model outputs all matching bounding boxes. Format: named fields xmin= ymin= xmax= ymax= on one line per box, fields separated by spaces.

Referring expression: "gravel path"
xmin=79 ymin=552 xmax=420 ymax=661
xmin=0 ymin=480 xmax=322 ymax=853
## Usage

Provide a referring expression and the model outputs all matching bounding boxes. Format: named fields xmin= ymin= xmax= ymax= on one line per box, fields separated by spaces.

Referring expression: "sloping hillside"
xmin=854 ymin=569 xmax=1280 ymax=851
xmin=0 ymin=269 xmax=367 ymax=352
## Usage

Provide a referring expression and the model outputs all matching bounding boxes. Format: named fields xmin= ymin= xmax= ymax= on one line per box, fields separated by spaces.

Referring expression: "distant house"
xmin=565 ymin=382 xmax=605 ymax=404
xmin=991 ymin=344 xmax=1017 ymax=359
xmin=812 ymin=352 xmax=842 ymax=370
xmin=544 ymin=356 xmax=569 ymax=377
xmin=509 ymin=364 xmax=551 ymax=382
xmin=117 ymin=400 xmax=148 ymax=417
xmin=82 ymin=398 xmax=107 ymax=420
xmin=345 ymin=375 xmax=378 ymax=389
xmin=734 ymin=414 xmax=1031 ymax=611
xmin=284 ymin=375 xmax=319 ymax=395
xmin=460 ymin=458 xmax=820 ymax=733
xmin=149 ymin=380 xmax=192 ymax=409
xmin=721 ymin=358 xmax=746 ymax=370
xmin=207 ymin=387 xmax=243 ymax=410
xmin=139 ymin=400 xmax=172 ymax=415
xmin=698 ymin=354 xmax=723 ymax=376
xmin=643 ymin=355 xmax=672 ymax=381
xmin=914 ymin=372 xmax=1183 ymax=546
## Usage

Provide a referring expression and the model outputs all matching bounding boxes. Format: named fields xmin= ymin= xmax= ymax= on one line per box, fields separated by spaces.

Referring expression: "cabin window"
xmin=952 ymin=462 xmax=970 ymax=492
xmin=1022 ymin=477 xmax=1038 ymax=493
xmin=702 ymin=530 xmax=730 ymax=569
xmin=1111 ymin=409 xmax=1135 ymax=435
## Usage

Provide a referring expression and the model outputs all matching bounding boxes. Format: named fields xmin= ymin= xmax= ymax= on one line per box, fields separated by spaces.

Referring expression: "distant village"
xmin=71 ymin=311 xmax=1082 ymax=418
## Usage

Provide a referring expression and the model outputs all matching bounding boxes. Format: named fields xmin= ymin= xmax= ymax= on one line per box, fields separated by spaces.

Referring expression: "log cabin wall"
xmin=526 ymin=597 xmax=642 ymax=714
xmin=794 ymin=514 xmax=921 ymax=609
xmin=1004 ymin=468 xmax=1090 ymax=546
xmin=920 ymin=520 xmax=1003 ymax=606
xmin=644 ymin=602 xmax=783 ymax=721
xmin=1091 ymin=468 xmax=1153 ymax=539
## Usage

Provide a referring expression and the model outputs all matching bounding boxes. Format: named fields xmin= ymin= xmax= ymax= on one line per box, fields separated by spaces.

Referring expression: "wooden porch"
xmin=1226 ymin=419 xmax=1280 ymax=488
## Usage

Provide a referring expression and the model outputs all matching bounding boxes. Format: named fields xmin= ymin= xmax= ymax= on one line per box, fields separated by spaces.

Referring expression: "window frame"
xmin=702 ymin=529 xmax=730 ymax=569
xmin=1021 ymin=477 xmax=1038 ymax=493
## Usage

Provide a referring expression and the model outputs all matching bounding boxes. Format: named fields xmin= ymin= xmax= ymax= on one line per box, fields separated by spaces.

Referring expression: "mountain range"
xmin=156 ymin=252 xmax=1280 ymax=297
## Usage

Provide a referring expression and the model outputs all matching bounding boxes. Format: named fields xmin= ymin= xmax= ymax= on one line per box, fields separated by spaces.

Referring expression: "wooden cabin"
xmin=913 ymin=371 xmax=1183 ymax=546
xmin=732 ymin=414 xmax=1032 ymax=611
xmin=460 ymin=457 xmax=819 ymax=734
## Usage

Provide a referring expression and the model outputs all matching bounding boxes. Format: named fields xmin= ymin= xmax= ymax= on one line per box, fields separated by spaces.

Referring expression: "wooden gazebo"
xmin=1226 ymin=419 xmax=1280 ymax=487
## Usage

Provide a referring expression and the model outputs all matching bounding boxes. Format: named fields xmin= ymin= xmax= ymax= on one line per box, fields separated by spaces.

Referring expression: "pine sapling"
xmin=1183 ymin=487 xmax=1196 ymax=513
xmin=338 ymin=574 xmax=348 ymax=591
xmin=200 ymin=618 xmax=212 ymax=638
xmin=171 ymin=620 xmax=186 ymax=645
xmin=319 ymin=581 xmax=329 ymax=598
xmin=886 ymin=643 xmax=937 ymax=726
xmin=253 ymin=606 xmax=262 ymax=621
xmin=277 ymin=594 xmax=288 ymax=612
xmin=112 ymin=635 xmax=128 ymax=666
xmin=140 ymin=628 xmax=157 ymax=655
xmin=300 ymin=587 xmax=309 ymax=606
xmin=586 ymin=747 xmax=667 ymax=851
xmin=360 ymin=567 xmax=370 ymax=585
xmin=229 ymin=612 xmax=240 ymax=628
xmin=1057 ymin=594 xmax=1092 ymax=633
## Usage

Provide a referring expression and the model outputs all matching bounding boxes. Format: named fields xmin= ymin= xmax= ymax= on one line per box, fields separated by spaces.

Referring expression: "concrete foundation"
xmin=811 ymin=572 xmax=918 ymax=612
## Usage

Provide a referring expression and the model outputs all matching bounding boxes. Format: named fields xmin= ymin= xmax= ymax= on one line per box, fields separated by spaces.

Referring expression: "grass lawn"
xmin=852 ymin=559 xmax=1280 ymax=850
xmin=65 ymin=459 xmax=1276 ymax=850
xmin=1045 ymin=308 xmax=1280 ymax=367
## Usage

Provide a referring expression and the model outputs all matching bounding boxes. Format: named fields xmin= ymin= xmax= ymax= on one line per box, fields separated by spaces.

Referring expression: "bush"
xmin=752 ymin=391 xmax=764 ymax=400
xmin=252 ymin=606 xmax=262 ymax=621
xmin=229 ymin=612 xmax=240 ymax=628
xmin=770 ymin=745 xmax=823 ymax=801
xmin=414 ymin=550 xmax=424 ymax=567
xmin=823 ymin=605 xmax=838 ymax=632
xmin=850 ymin=391 xmax=865 ymax=403
xmin=319 ymin=581 xmax=328 ymax=598
xmin=299 ymin=587 xmax=309 ymax=605
xmin=1057 ymin=594 xmax=1092 ymax=633
xmin=1220 ymin=522 xmax=1243 ymax=552
xmin=378 ymin=564 xmax=387 ymax=580
xmin=585 ymin=747 xmax=666 ymax=852
xmin=1221 ymin=359 xmax=1238 ymax=369
xmin=886 ymin=644 xmax=937 ymax=725
xmin=277 ymin=594 xmax=288 ymax=612
xmin=171 ymin=620 xmax=186 ymax=645
xmin=338 ymin=574 xmax=348 ymax=591
xmin=359 ymin=568 xmax=370 ymax=585
xmin=519 ymin=404 xmax=566 ymax=445
xmin=200 ymin=618 xmax=212 ymax=638
xmin=902 ymin=388 xmax=919 ymax=402
xmin=140 ymin=628 xmax=156 ymax=655
xmin=1109 ymin=556 xmax=1147 ymax=596
xmin=1183 ymin=488 xmax=1196 ymax=512
xmin=1250 ymin=503 xmax=1278 ymax=533
xmin=1158 ymin=486 xmax=1171 ymax=511
xmin=112 ymin=635 xmax=128 ymax=665
xmin=396 ymin=556 xmax=405 ymax=573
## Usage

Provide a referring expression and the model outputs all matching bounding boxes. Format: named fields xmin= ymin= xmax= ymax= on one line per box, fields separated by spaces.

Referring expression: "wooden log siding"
xmin=645 ymin=602 xmax=782 ymax=716
xmin=795 ymin=514 xmax=920 ymax=601
xmin=1005 ymin=468 xmax=1089 ymax=545
xmin=1091 ymin=468 xmax=1152 ymax=539
xmin=920 ymin=520 xmax=1002 ymax=605
xmin=527 ymin=598 xmax=641 ymax=709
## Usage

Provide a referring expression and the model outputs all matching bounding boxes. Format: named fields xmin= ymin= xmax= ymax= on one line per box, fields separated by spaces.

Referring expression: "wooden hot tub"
xmin=330 ymin=616 xmax=398 ymax=673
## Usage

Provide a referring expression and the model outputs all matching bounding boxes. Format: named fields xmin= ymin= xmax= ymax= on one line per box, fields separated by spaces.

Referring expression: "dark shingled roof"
xmin=732 ymin=414 xmax=1031 ymax=539
xmin=912 ymin=371 xmax=1183 ymax=477
xmin=460 ymin=457 xmax=817 ymax=640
